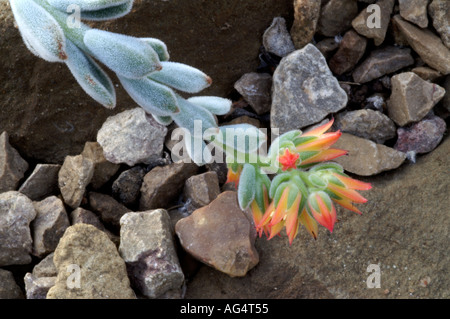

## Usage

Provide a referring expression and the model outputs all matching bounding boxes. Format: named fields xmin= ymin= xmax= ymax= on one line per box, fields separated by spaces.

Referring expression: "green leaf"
xmin=237 ymin=164 xmax=256 ymax=210
xmin=152 ymin=114 xmax=173 ymax=126
xmin=80 ymin=0 xmax=133 ymax=21
xmin=47 ymin=0 xmax=130 ymax=11
xmin=187 ymin=96 xmax=232 ymax=115
xmin=269 ymin=172 xmax=291 ymax=199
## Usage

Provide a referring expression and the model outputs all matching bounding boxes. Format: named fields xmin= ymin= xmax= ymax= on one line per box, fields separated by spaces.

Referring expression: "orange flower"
xmin=278 ymin=148 xmax=300 ymax=171
xmin=307 ymin=191 xmax=337 ymax=233
xmin=225 ymin=164 xmax=243 ymax=187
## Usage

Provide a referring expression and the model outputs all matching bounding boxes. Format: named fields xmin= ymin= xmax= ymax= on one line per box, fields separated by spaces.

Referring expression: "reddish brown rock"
xmin=290 ymin=0 xmax=321 ymax=49
xmin=317 ymin=0 xmax=358 ymax=37
xmin=329 ymin=30 xmax=367 ymax=76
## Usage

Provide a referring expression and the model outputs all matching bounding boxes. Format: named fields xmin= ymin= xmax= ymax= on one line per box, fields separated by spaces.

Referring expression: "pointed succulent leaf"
xmin=140 ymin=38 xmax=170 ymax=61
xmin=65 ymin=40 xmax=116 ymax=108
xmin=237 ymin=164 xmax=256 ymax=210
xmin=10 ymin=0 xmax=67 ymax=62
xmin=309 ymin=162 xmax=344 ymax=173
xmin=273 ymin=181 xmax=290 ymax=207
xmin=152 ymin=114 xmax=173 ymax=126
xmin=308 ymin=173 xmax=327 ymax=189
xmin=286 ymin=183 xmax=300 ymax=209
xmin=269 ymin=172 xmax=291 ymax=199
xmin=187 ymin=96 xmax=232 ymax=115
xmin=84 ymin=29 xmax=161 ymax=78
xmin=254 ymin=172 xmax=270 ymax=212
xmin=148 ymin=62 xmax=212 ymax=93
xmin=118 ymin=76 xmax=179 ymax=116
xmin=80 ymin=1 xmax=133 ymax=21
xmin=47 ymin=0 xmax=130 ymax=11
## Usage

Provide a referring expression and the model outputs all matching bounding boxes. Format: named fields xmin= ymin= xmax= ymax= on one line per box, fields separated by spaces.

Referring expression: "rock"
xmin=58 ymin=155 xmax=94 ymax=209
xmin=352 ymin=0 xmax=395 ymax=46
xmin=387 ymin=72 xmax=446 ymax=126
xmin=183 ymin=172 xmax=221 ymax=213
xmin=395 ymin=115 xmax=447 ymax=155
xmin=119 ymin=210 xmax=184 ymax=298
xmin=225 ymin=116 xmax=262 ymax=128
xmin=428 ymin=0 xmax=450 ymax=48
xmin=314 ymin=38 xmax=340 ymax=59
xmin=46 ymin=224 xmax=136 ymax=299
xmin=411 ymin=67 xmax=443 ymax=82
xmin=290 ymin=0 xmax=321 ymax=49
xmin=234 ymin=73 xmax=272 ymax=115
xmin=329 ymin=30 xmax=368 ymax=76
xmin=0 ymin=131 xmax=28 ymax=193
xmin=70 ymin=207 xmax=106 ymax=231
xmin=31 ymin=196 xmax=70 ymax=258
xmin=0 ymin=191 xmax=36 ymax=266
xmin=32 ymin=252 xmax=57 ymax=278
xmin=333 ymin=133 xmax=406 ymax=176
xmin=365 ymin=93 xmax=387 ymax=112
xmin=97 ymin=108 xmax=167 ymax=166
xmin=112 ymin=166 xmax=146 ymax=207
xmin=392 ymin=15 xmax=450 ymax=75
xmin=88 ymin=192 xmax=131 ymax=228
xmin=139 ymin=161 xmax=199 ymax=210
xmin=352 ymin=46 xmax=414 ymax=84
xmin=24 ymin=273 xmax=56 ymax=299
xmin=335 ymin=110 xmax=396 ymax=144
xmin=0 ymin=269 xmax=24 ymax=299
xmin=317 ymin=0 xmax=358 ymax=37
xmin=81 ymin=142 xmax=120 ymax=190
xmin=184 ymin=137 xmax=450 ymax=299
xmin=206 ymin=161 xmax=229 ymax=186
xmin=399 ymin=0 xmax=429 ymax=28
xmin=262 ymin=17 xmax=295 ymax=57
xmin=18 ymin=164 xmax=61 ymax=201
xmin=271 ymin=44 xmax=347 ymax=133
xmin=175 ymin=191 xmax=259 ymax=277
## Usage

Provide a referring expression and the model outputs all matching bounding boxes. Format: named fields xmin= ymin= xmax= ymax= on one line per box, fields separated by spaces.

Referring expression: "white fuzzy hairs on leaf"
xmin=140 ymin=38 xmax=170 ymax=62
xmin=80 ymin=0 xmax=133 ymax=21
xmin=187 ymin=96 xmax=232 ymax=115
xmin=238 ymin=164 xmax=256 ymax=210
xmin=10 ymin=0 xmax=67 ymax=62
xmin=47 ymin=0 xmax=130 ymax=12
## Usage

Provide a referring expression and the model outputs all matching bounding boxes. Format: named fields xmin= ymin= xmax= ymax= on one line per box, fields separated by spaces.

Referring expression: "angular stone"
xmin=365 ymin=93 xmax=387 ymax=112
xmin=336 ymin=109 xmax=396 ymax=144
xmin=317 ymin=0 xmax=358 ymax=37
xmin=314 ymin=38 xmax=340 ymax=59
xmin=184 ymin=172 xmax=221 ymax=213
xmin=24 ymin=273 xmax=56 ymax=299
xmin=290 ymin=0 xmax=321 ymax=49
xmin=388 ymin=72 xmax=446 ymax=126
xmin=31 ymin=196 xmax=70 ymax=258
xmin=399 ymin=0 xmax=429 ymax=28
xmin=263 ymin=17 xmax=295 ymax=57
xmin=46 ymin=224 xmax=136 ymax=299
xmin=18 ymin=164 xmax=60 ymax=201
xmin=119 ymin=210 xmax=184 ymax=298
xmin=70 ymin=207 xmax=105 ymax=231
xmin=206 ymin=161 xmax=229 ymax=186
xmin=411 ymin=66 xmax=443 ymax=82
xmin=329 ymin=30 xmax=368 ymax=75
xmin=81 ymin=142 xmax=120 ymax=190
xmin=175 ymin=191 xmax=259 ymax=277
xmin=0 ymin=191 xmax=36 ymax=266
xmin=352 ymin=0 xmax=395 ymax=46
xmin=88 ymin=192 xmax=131 ymax=228
xmin=112 ymin=166 xmax=146 ymax=207
xmin=392 ymin=15 xmax=450 ymax=75
xmin=271 ymin=44 xmax=347 ymax=133
xmin=0 ymin=269 xmax=24 ymax=299
xmin=234 ymin=73 xmax=272 ymax=115
xmin=428 ymin=0 xmax=450 ymax=48
xmin=0 ymin=131 xmax=28 ymax=193
xmin=353 ymin=46 xmax=414 ymax=83
xmin=140 ymin=161 xmax=199 ymax=210
xmin=97 ymin=108 xmax=167 ymax=166
xmin=395 ymin=115 xmax=447 ymax=154
xmin=333 ymin=133 xmax=407 ymax=176
xmin=32 ymin=252 xmax=57 ymax=278
xmin=58 ymin=155 xmax=94 ymax=209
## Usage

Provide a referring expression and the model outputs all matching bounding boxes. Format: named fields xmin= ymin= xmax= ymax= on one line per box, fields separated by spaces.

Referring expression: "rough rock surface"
xmin=332 ymin=133 xmax=407 ymax=176
xmin=18 ymin=164 xmax=61 ymax=201
xmin=88 ymin=192 xmax=131 ymax=229
xmin=0 ymin=132 xmax=28 ymax=193
xmin=262 ymin=17 xmax=295 ymax=57
xmin=234 ymin=73 xmax=272 ymax=115
xmin=317 ymin=0 xmax=358 ymax=37
xmin=46 ymin=224 xmax=136 ymax=299
xmin=271 ymin=44 xmax=347 ymax=133
xmin=0 ymin=269 xmax=24 ymax=299
xmin=290 ymin=0 xmax=321 ymax=49
xmin=399 ymin=0 xmax=429 ymax=28
xmin=329 ymin=30 xmax=368 ymax=76
xmin=112 ymin=166 xmax=146 ymax=207
xmin=119 ymin=210 xmax=184 ymax=298
xmin=0 ymin=191 xmax=36 ymax=266
xmin=428 ymin=0 xmax=450 ymax=48
xmin=183 ymin=172 xmax=221 ymax=213
xmin=175 ymin=191 xmax=259 ymax=277
xmin=411 ymin=67 xmax=443 ymax=82
xmin=24 ymin=273 xmax=56 ymax=299
xmin=32 ymin=252 xmax=57 ymax=278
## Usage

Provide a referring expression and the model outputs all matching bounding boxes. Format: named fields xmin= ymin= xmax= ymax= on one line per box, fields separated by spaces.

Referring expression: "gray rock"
xmin=411 ymin=66 xmax=443 ymax=82
xmin=46 ymin=224 xmax=136 ymax=299
xmin=70 ymin=207 xmax=106 ymax=231
xmin=205 ymin=161 xmax=228 ymax=186
xmin=58 ymin=154 xmax=94 ymax=209
xmin=271 ymin=44 xmax=347 ymax=133
xmin=290 ymin=0 xmax=321 ymax=49
xmin=183 ymin=172 xmax=221 ymax=213
xmin=317 ymin=0 xmax=358 ymax=37
xmin=81 ymin=142 xmax=120 ymax=190
xmin=336 ymin=109 xmax=396 ymax=144
xmin=353 ymin=46 xmax=414 ymax=84
xmin=333 ymin=133 xmax=407 ymax=176
xmin=88 ymin=192 xmax=131 ymax=228
xmin=175 ymin=191 xmax=259 ymax=277
xmin=0 ymin=269 xmax=24 ymax=299
xmin=140 ymin=161 xmax=199 ymax=210
xmin=119 ymin=210 xmax=184 ymax=298
xmin=111 ymin=166 xmax=146 ymax=207
xmin=0 ymin=131 xmax=28 ymax=193
xmin=428 ymin=0 xmax=450 ymax=48
xmin=388 ymin=72 xmax=446 ymax=126
xmin=329 ymin=30 xmax=367 ymax=76
xmin=97 ymin=108 xmax=167 ymax=166
xmin=24 ymin=273 xmax=56 ymax=299
xmin=365 ymin=93 xmax=387 ymax=112
xmin=263 ymin=17 xmax=295 ymax=57
xmin=0 ymin=191 xmax=36 ymax=266
xmin=314 ymin=38 xmax=340 ymax=59
xmin=31 ymin=196 xmax=70 ymax=258
xmin=234 ymin=73 xmax=272 ymax=115
xmin=18 ymin=164 xmax=61 ymax=201
xmin=32 ymin=252 xmax=57 ymax=278
xmin=399 ymin=0 xmax=429 ymax=28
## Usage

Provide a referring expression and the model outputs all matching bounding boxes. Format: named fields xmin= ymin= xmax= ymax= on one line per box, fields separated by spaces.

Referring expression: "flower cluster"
xmin=226 ymin=119 xmax=371 ymax=245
